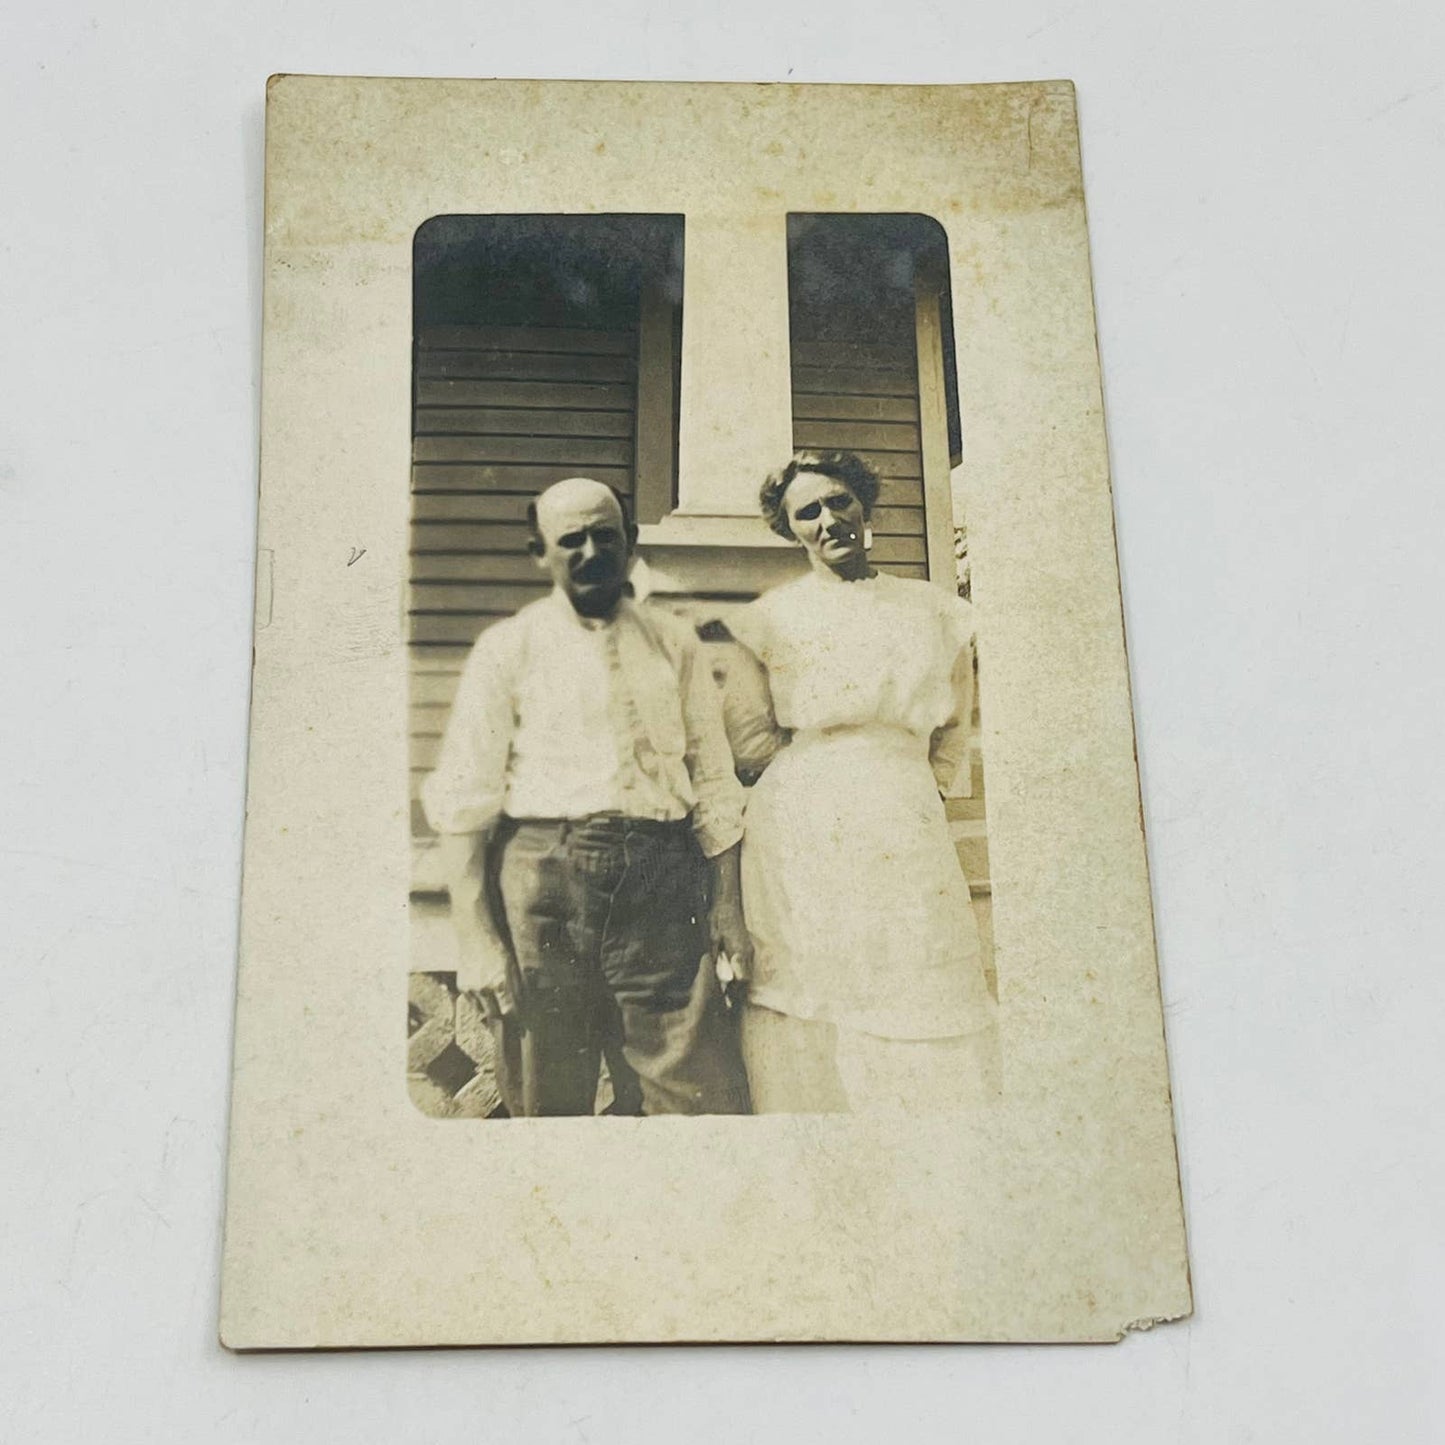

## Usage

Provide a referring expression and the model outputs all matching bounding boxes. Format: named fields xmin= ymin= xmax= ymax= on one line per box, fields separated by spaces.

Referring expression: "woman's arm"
xmin=929 ymin=630 xmax=976 ymax=796
xmin=719 ymin=639 xmax=788 ymax=785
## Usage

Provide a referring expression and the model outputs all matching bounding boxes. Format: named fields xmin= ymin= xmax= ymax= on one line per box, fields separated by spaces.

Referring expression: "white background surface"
xmin=2 ymin=3 xmax=1441 ymax=1441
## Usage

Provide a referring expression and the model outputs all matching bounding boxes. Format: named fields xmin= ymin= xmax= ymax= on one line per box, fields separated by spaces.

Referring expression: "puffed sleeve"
xmin=723 ymin=595 xmax=771 ymax=663
xmin=719 ymin=600 xmax=788 ymax=783
xmin=722 ymin=643 xmax=787 ymax=783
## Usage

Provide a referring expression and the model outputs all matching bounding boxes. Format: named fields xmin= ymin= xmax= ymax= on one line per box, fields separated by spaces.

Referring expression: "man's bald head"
xmin=528 ymin=477 xmax=637 ymax=619
xmin=533 ymin=477 xmax=627 ymax=543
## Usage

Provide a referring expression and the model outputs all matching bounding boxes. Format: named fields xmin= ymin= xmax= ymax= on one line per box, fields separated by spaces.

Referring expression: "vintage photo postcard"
xmin=221 ymin=75 xmax=1191 ymax=1347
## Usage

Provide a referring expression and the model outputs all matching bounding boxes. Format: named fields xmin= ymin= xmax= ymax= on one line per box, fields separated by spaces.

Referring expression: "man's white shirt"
xmin=422 ymin=589 xmax=744 ymax=858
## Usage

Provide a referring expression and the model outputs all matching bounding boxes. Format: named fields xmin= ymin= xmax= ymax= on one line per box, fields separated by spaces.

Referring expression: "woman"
xmin=724 ymin=450 xmax=998 ymax=1113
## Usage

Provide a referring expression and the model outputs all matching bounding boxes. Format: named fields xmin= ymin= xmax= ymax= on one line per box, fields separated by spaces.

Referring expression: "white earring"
xmin=863 ymin=526 xmax=874 ymax=550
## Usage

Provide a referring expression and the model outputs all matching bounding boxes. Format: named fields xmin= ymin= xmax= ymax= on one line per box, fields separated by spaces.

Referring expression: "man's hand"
xmin=709 ymin=895 xmax=754 ymax=985
xmin=707 ymin=843 xmax=754 ymax=985
xmin=438 ymin=831 xmax=516 ymax=1020
xmin=451 ymin=900 xmax=517 ymax=1022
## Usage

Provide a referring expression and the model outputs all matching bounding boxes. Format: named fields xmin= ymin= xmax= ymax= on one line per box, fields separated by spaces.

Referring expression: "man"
xmin=421 ymin=477 xmax=753 ymax=1116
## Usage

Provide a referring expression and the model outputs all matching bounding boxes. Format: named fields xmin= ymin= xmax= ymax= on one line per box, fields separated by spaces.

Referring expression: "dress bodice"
xmin=730 ymin=571 xmax=974 ymax=739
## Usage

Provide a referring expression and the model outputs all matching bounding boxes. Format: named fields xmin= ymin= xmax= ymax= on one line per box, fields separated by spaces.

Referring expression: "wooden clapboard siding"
xmin=792 ymin=393 xmax=917 ymax=423
xmin=875 ymin=478 xmax=924 ymax=508
xmin=411 ymin=708 xmax=451 ymax=739
xmin=417 ymin=324 xmax=635 ymax=354
xmin=411 ymin=645 xmax=474 ymax=673
xmin=410 ymin=613 xmax=533 ymax=648
xmin=409 ymin=574 xmax=558 ymax=612
xmin=415 ymin=407 xmax=635 ymax=438
xmin=412 ymin=581 xmax=551 ymax=612
xmin=408 ymin=647 xmax=472 ymax=772
xmin=411 ymin=735 xmax=447 ymax=772
xmin=870 ymin=505 xmax=925 ymax=535
xmin=411 ymin=554 xmax=545 ymax=585
xmin=789 ymin=335 xmax=928 ymax=581
xmin=413 ymin=436 xmax=634 ymax=465
xmin=416 ymin=379 xmax=634 ymax=410
xmin=412 ymin=492 xmax=551 ymax=523
xmin=412 ymin=463 xmax=632 ymax=493
xmin=411 ymin=521 xmax=533 ymax=554
xmin=410 ymin=321 xmax=639 ymax=837
xmin=791 ymin=365 xmax=916 ymax=397
xmin=791 ymin=339 xmax=917 ymax=371
xmin=416 ymin=352 xmax=633 ymax=383
xmin=411 ymin=668 xmax=468 ymax=707
xmin=866 ymin=536 xmax=927 ymax=566
xmin=793 ymin=419 xmax=919 ymax=453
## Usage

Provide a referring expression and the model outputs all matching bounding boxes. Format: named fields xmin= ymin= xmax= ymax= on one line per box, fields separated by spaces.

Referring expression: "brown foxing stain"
xmin=524 ymin=1185 xmax=575 ymax=1287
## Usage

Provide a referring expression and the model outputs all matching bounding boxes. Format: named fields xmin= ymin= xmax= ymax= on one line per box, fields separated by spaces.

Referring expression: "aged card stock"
xmin=221 ymin=75 xmax=1191 ymax=1347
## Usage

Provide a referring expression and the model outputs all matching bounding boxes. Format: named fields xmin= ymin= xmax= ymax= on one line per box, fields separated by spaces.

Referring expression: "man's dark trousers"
xmin=488 ymin=814 xmax=751 ymax=1117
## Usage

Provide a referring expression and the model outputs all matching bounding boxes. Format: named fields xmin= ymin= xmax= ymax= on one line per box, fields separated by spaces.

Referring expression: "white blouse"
xmin=725 ymin=571 xmax=976 ymax=793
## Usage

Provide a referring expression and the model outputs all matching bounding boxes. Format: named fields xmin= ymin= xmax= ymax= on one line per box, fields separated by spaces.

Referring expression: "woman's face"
xmin=782 ymin=470 xmax=867 ymax=571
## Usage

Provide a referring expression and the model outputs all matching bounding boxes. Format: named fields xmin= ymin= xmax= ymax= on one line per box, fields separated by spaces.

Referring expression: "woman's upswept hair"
xmin=759 ymin=450 xmax=882 ymax=540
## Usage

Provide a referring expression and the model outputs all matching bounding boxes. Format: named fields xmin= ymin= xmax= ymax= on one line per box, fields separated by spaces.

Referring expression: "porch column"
xmin=674 ymin=211 xmax=795 ymax=519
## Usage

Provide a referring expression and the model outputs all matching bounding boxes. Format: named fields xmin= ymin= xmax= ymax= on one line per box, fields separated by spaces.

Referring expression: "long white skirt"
xmin=741 ymin=724 xmax=996 ymax=1044
xmin=740 ymin=1002 xmax=1000 ymax=1114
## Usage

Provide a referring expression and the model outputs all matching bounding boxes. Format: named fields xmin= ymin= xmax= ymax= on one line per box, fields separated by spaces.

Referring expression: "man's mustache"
xmin=571 ymin=558 xmax=618 ymax=584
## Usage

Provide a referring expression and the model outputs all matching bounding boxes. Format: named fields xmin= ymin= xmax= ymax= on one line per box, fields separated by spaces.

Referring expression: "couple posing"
xmin=421 ymin=451 xmax=998 ymax=1117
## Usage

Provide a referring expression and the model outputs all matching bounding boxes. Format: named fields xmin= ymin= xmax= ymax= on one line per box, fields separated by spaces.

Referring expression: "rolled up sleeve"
xmin=679 ymin=640 xmax=746 ymax=858
xmin=420 ymin=627 xmax=515 ymax=835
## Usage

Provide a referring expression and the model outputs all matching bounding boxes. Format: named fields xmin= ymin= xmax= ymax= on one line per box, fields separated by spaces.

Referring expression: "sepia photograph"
xmin=9 ymin=0 xmax=1443 ymax=1432
xmin=218 ymin=75 xmax=1192 ymax=1348
xmin=405 ymin=213 xmax=1000 ymax=1119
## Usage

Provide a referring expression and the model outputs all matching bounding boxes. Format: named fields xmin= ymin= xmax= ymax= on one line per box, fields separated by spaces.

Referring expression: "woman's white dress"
xmin=726 ymin=571 xmax=998 ymax=1112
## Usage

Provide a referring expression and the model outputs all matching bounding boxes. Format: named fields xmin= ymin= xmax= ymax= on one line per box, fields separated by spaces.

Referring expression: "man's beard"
xmin=567 ymin=572 xmax=624 ymax=618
